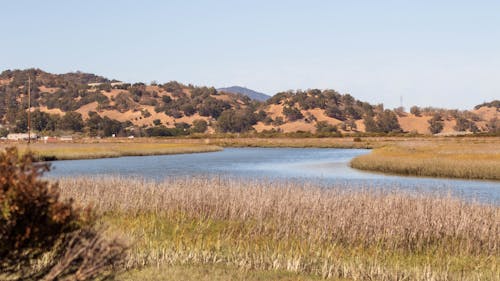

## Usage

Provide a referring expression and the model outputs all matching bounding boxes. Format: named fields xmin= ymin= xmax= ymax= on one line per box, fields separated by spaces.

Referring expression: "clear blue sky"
xmin=1 ymin=0 xmax=499 ymax=109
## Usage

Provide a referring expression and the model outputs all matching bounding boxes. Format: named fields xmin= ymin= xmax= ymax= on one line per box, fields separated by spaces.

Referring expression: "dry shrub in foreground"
xmin=0 ymin=147 xmax=126 ymax=281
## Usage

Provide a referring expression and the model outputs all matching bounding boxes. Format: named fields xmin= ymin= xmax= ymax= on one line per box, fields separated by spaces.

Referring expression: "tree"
xmin=30 ymin=110 xmax=53 ymax=132
xmin=376 ymin=110 xmax=402 ymax=133
xmin=315 ymin=121 xmax=337 ymax=133
xmin=410 ymin=106 xmax=421 ymax=116
xmin=86 ymin=111 xmax=103 ymax=136
xmin=59 ymin=111 xmax=84 ymax=132
xmin=325 ymin=105 xmax=345 ymax=121
xmin=216 ymin=109 xmax=257 ymax=133
xmin=191 ymin=119 xmax=208 ymax=133
xmin=454 ymin=117 xmax=478 ymax=133
xmin=282 ymin=106 xmax=304 ymax=121
xmin=428 ymin=113 xmax=444 ymax=134
xmin=181 ymin=104 xmax=196 ymax=116
xmin=364 ymin=110 xmax=401 ymax=133
xmin=13 ymin=111 xmax=28 ymax=133
xmin=363 ymin=115 xmax=378 ymax=133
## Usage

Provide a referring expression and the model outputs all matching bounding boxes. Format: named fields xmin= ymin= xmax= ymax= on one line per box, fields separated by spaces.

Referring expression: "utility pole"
xmin=27 ymin=76 xmax=31 ymax=144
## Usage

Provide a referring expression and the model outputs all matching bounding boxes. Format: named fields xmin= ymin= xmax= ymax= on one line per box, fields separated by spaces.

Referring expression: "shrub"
xmin=410 ymin=106 xmax=421 ymax=116
xmin=428 ymin=113 xmax=444 ymax=134
xmin=282 ymin=106 xmax=304 ymax=121
xmin=315 ymin=121 xmax=337 ymax=133
xmin=0 ymin=147 xmax=126 ymax=281
xmin=191 ymin=119 xmax=208 ymax=133
xmin=216 ymin=109 xmax=257 ymax=133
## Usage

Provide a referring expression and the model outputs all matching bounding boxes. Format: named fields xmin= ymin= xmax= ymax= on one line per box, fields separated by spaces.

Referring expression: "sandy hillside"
xmin=38 ymin=85 xmax=59 ymax=93
xmin=76 ymin=102 xmax=99 ymax=119
xmin=278 ymin=120 xmax=316 ymax=133
xmin=265 ymin=104 xmax=285 ymax=119
xmin=473 ymin=106 xmax=499 ymax=121
xmin=39 ymin=106 xmax=65 ymax=116
xmin=398 ymin=115 xmax=432 ymax=134
xmin=305 ymin=108 xmax=343 ymax=125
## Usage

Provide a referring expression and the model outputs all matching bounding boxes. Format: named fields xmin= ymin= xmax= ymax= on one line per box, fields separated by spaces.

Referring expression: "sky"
xmin=1 ymin=0 xmax=499 ymax=109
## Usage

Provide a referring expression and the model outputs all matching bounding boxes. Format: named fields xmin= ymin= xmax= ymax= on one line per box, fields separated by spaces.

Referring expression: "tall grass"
xmin=1 ymin=143 xmax=222 ymax=161
xmin=58 ymin=177 xmax=499 ymax=280
xmin=351 ymin=141 xmax=500 ymax=180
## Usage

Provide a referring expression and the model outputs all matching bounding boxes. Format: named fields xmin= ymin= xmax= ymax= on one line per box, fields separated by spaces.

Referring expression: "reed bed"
xmin=2 ymin=143 xmax=222 ymax=160
xmin=57 ymin=177 xmax=499 ymax=280
xmin=351 ymin=141 xmax=500 ymax=180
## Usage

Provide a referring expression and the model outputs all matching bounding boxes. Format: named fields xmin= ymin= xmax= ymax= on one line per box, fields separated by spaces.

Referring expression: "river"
xmin=48 ymin=148 xmax=500 ymax=204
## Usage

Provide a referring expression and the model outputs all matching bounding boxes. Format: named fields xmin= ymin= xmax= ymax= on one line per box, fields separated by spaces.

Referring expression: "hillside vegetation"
xmin=1 ymin=69 xmax=498 ymax=138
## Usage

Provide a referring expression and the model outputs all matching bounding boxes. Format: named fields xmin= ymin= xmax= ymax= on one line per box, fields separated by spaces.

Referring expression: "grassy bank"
xmin=350 ymin=139 xmax=500 ymax=180
xmin=204 ymin=137 xmax=376 ymax=148
xmin=0 ymin=142 xmax=222 ymax=160
xmin=58 ymin=177 xmax=499 ymax=281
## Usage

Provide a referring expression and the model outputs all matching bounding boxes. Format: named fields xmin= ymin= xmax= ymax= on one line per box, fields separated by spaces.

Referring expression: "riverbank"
xmin=58 ymin=176 xmax=499 ymax=281
xmin=350 ymin=138 xmax=500 ymax=181
xmin=1 ymin=142 xmax=222 ymax=161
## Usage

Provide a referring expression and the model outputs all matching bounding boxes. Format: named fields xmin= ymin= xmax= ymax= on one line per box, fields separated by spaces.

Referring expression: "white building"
xmin=7 ymin=133 xmax=38 ymax=141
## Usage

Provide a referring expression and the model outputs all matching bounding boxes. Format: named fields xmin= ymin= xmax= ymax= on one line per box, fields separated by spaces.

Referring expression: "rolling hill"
xmin=0 ymin=69 xmax=498 ymax=137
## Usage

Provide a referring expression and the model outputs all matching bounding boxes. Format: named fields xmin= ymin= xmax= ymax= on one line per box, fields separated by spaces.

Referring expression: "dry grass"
xmin=118 ymin=264 xmax=324 ymax=281
xmin=58 ymin=177 xmax=499 ymax=281
xmin=204 ymin=137 xmax=379 ymax=148
xmin=0 ymin=142 xmax=222 ymax=161
xmin=351 ymin=139 xmax=500 ymax=180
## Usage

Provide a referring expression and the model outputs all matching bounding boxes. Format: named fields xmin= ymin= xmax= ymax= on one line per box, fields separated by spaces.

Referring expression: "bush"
xmin=315 ymin=121 xmax=337 ymax=133
xmin=410 ymin=106 xmax=421 ymax=116
xmin=428 ymin=113 xmax=444 ymax=134
xmin=282 ymin=106 xmax=304 ymax=121
xmin=216 ymin=109 xmax=257 ymax=133
xmin=0 ymin=147 xmax=126 ymax=281
xmin=191 ymin=119 xmax=208 ymax=133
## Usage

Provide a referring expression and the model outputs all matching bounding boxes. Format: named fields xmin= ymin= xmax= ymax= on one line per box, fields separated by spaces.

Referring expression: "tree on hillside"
xmin=410 ymin=106 xmax=421 ymax=116
xmin=363 ymin=115 xmax=378 ymax=133
xmin=325 ymin=105 xmax=345 ymax=121
xmin=282 ymin=106 xmax=304 ymax=122
xmin=315 ymin=121 xmax=337 ymax=133
xmin=428 ymin=113 xmax=444 ymax=134
xmin=454 ymin=117 xmax=478 ymax=133
xmin=216 ymin=109 xmax=257 ymax=133
xmin=377 ymin=110 xmax=402 ymax=133
xmin=191 ymin=119 xmax=208 ymax=133
xmin=59 ymin=111 xmax=84 ymax=132
xmin=364 ymin=110 xmax=401 ymax=133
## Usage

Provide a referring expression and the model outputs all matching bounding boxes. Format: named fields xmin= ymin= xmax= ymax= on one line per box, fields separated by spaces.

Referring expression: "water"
xmin=47 ymin=148 xmax=500 ymax=204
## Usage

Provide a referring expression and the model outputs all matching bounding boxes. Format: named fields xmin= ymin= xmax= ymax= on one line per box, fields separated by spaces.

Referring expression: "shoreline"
xmin=0 ymin=142 xmax=223 ymax=161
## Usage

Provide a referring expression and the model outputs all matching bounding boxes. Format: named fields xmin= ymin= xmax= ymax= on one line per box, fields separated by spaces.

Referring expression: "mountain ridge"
xmin=217 ymin=86 xmax=270 ymax=101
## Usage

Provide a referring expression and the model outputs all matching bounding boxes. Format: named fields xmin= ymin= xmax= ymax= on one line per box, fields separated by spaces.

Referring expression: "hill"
xmin=218 ymin=86 xmax=270 ymax=101
xmin=0 ymin=69 xmax=498 ymax=137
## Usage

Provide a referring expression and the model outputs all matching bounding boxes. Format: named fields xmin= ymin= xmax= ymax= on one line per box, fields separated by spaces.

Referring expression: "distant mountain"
xmin=218 ymin=86 xmax=270 ymax=101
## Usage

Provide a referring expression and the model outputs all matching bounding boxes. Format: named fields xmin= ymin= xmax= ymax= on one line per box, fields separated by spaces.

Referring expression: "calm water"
xmin=48 ymin=148 xmax=500 ymax=204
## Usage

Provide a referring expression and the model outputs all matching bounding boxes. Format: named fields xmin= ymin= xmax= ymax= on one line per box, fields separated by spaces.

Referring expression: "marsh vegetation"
xmin=351 ymin=139 xmax=500 ymax=180
xmin=1 ymin=142 xmax=221 ymax=161
xmin=58 ymin=177 xmax=499 ymax=281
